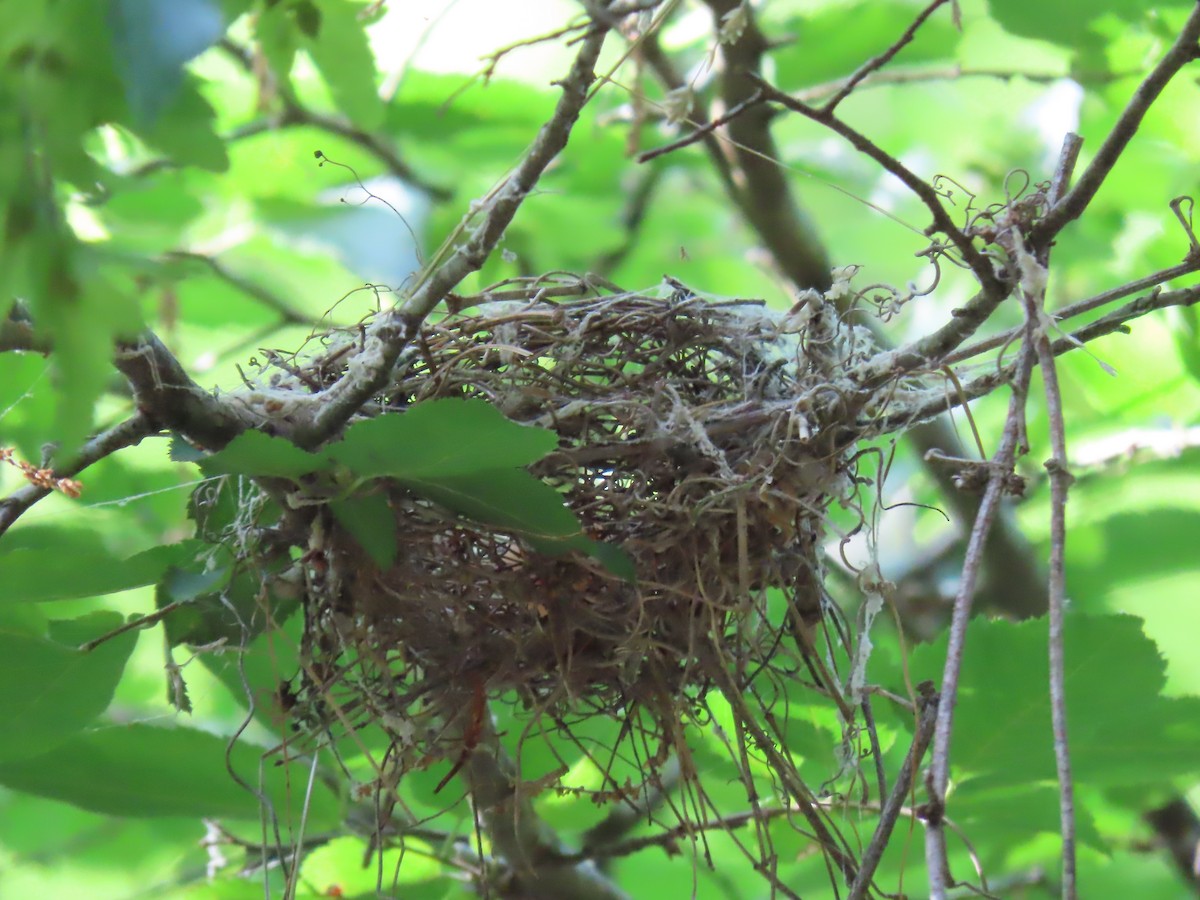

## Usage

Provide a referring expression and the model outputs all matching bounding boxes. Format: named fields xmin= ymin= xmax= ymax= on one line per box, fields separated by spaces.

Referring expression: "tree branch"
xmin=849 ymin=685 xmax=939 ymax=900
xmin=925 ymin=343 xmax=1038 ymax=898
xmin=0 ymin=411 xmax=158 ymax=537
xmin=872 ymin=283 xmax=1200 ymax=432
xmin=749 ymin=76 xmax=1006 ymax=299
xmin=822 ymin=0 xmax=952 ymax=114
xmin=113 ymin=332 xmax=251 ymax=449
xmin=1031 ymin=5 xmax=1200 ymax=243
xmin=295 ymin=17 xmax=614 ymax=448
xmin=696 ymin=0 xmax=833 ymax=291
xmin=461 ymin=721 xmax=631 ymax=900
xmin=163 ymin=251 xmax=322 ymax=327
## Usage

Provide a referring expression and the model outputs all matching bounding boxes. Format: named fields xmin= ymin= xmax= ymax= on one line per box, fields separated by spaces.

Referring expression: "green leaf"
xmin=302 ymin=0 xmax=384 ymax=130
xmin=770 ymin=1 xmax=961 ymax=91
xmin=909 ymin=614 xmax=1200 ymax=788
xmin=106 ymin=0 xmax=225 ymax=126
xmin=0 ymin=611 xmax=137 ymax=762
xmin=0 ymin=541 xmax=201 ymax=603
xmin=405 ymin=469 xmax=579 ymax=539
xmin=329 ymin=491 xmax=397 ymax=568
xmin=161 ymin=561 xmax=296 ymax=648
xmin=1172 ymin=305 xmax=1200 ymax=383
xmin=405 ymin=469 xmax=634 ymax=577
xmin=141 ymin=79 xmax=229 ymax=171
xmin=199 ymin=430 xmax=328 ymax=478
xmin=329 ymin=399 xmax=558 ymax=480
xmin=985 ymin=0 xmax=1178 ymax=51
xmin=0 ymin=723 xmax=343 ymax=827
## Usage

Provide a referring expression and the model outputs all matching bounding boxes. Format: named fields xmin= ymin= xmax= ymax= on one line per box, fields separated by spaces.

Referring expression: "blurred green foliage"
xmin=1 ymin=0 xmax=1199 ymax=897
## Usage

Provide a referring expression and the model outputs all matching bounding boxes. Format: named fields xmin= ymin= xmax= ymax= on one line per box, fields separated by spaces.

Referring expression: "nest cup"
xmin=293 ymin=283 xmax=858 ymax=730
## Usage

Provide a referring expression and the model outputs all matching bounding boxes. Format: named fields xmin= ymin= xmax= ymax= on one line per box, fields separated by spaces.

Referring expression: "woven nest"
xmin=273 ymin=280 xmax=872 ymax=765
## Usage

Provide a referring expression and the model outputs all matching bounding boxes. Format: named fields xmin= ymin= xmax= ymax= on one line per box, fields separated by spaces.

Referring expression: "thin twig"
xmin=925 ymin=344 xmax=1037 ymax=898
xmin=296 ymin=18 xmax=615 ymax=448
xmin=794 ymin=65 xmax=1130 ymax=106
xmin=163 ymin=251 xmax=322 ymax=327
xmin=1032 ymin=5 xmax=1200 ymax=242
xmin=942 ymin=258 xmax=1200 ymax=368
xmin=0 ymin=411 xmax=158 ymax=537
xmin=750 ymin=76 xmax=1005 ymax=297
xmin=868 ymin=283 xmax=1200 ymax=432
xmin=823 ymin=0 xmax=952 ymax=113
xmin=635 ymin=90 xmax=763 ymax=163
xmin=848 ymin=685 xmax=938 ymax=900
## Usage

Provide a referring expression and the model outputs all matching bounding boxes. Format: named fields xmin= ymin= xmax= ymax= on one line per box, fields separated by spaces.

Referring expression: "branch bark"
xmin=295 ymin=17 xmax=615 ymax=449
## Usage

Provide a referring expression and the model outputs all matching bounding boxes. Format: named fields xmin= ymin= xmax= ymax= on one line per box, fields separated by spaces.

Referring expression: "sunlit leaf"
xmin=909 ymin=614 xmax=1200 ymax=787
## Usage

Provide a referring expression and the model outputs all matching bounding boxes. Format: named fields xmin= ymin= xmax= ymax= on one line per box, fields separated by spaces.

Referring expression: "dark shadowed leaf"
xmin=329 ymin=492 xmax=398 ymax=568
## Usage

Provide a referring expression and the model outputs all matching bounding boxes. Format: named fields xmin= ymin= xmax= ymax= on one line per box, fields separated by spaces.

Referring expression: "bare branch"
xmin=925 ymin=343 xmax=1038 ymax=898
xmin=214 ymin=38 xmax=452 ymax=201
xmin=459 ymin=718 xmax=631 ymax=900
xmin=696 ymin=0 xmax=833 ymax=291
xmin=749 ymin=76 xmax=1006 ymax=298
xmin=793 ymin=65 xmax=1129 ymax=105
xmin=1032 ymin=6 xmax=1200 ymax=243
xmin=943 ymin=258 xmax=1200 ymax=368
xmin=873 ymin=283 xmax=1200 ymax=432
xmin=634 ymin=90 xmax=763 ymax=164
xmin=113 ymin=332 xmax=250 ymax=449
xmin=848 ymin=685 xmax=939 ymax=900
xmin=1016 ymin=262 xmax=1078 ymax=900
xmin=1144 ymin=798 xmax=1200 ymax=894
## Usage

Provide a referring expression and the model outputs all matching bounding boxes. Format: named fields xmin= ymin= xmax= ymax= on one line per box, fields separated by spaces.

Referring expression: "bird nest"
xmin=265 ymin=277 xmax=875 ymax=773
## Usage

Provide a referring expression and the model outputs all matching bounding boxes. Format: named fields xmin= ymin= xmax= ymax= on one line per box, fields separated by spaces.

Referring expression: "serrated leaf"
xmin=329 ymin=492 xmax=397 ymax=568
xmin=329 ymin=399 xmax=558 ymax=480
xmin=909 ymin=614 xmax=1200 ymax=788
xmin=0 ymin=611 xmax=137 ymax=762
xmin=255 ymin=1 xmax=299 ymax=83
xmin=107 ymin=0 xmax=225 ymax=126
xmin=0 ymin=723 xmax=343 ymax=827
xmin=169 ymin=434 xmax=207 ymax=462
xmin=0 ymin=541 xmax=201 ymax=603
xmin=199 ymin=430 xmax=328 ymax=478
